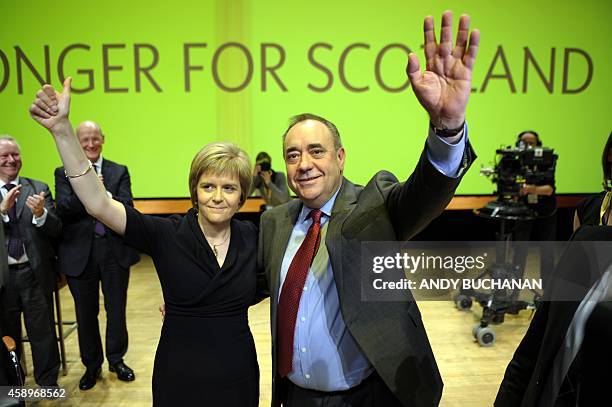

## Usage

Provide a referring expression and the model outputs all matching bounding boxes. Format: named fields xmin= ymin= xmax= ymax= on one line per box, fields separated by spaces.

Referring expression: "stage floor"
xmin=22 ymin=255 xmax=531 ymax=406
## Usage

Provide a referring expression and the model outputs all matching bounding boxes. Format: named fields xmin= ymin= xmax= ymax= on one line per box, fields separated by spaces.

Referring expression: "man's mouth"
xmin=297 ymin=175 xmax=321 ymax=184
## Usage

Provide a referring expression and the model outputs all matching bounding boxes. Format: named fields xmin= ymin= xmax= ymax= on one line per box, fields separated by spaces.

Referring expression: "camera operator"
xmin=250 ymin=151 xmax=290 ymax=209
xmin=514 ymin=130 xmax=557 ymax=290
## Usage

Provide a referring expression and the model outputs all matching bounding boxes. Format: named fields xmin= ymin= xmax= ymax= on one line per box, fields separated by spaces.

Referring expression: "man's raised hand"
xmin=407 ymin=11 xmax=480 ymax=130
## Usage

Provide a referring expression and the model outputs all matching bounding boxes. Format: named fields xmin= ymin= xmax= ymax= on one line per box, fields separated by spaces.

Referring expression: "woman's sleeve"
xmin=123 ymin=204 xmax=171 ymax=256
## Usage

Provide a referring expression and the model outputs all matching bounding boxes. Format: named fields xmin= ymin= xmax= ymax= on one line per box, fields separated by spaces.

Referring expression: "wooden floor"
xmin=23 ymin=255 xmax=533 ymax=406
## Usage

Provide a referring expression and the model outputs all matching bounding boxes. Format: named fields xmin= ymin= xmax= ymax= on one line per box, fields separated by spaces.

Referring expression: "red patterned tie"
xmin=277 ymin=209 xmax=323 ymax=377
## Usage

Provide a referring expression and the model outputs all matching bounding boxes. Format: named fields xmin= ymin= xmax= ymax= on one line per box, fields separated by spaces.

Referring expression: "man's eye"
xmin=311 ymin=149 xmax=325 ymax=157
xmin=287 ymin=153 xmax=299 ymax=161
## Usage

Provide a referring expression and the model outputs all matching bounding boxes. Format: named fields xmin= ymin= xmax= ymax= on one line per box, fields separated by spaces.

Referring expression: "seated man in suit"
xmin=0 ymin=136 xmax=61 ymax=388
xmin=258 ymin=11 xmax=479 ymax=407
xmin=54 ymin=121 xmax=139 ymax=390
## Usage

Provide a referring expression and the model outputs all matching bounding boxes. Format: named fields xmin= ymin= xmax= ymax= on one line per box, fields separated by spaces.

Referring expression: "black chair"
xmin=21 ymin=275 xmax=78 ymax=377
xmin=0 ymin=336 xmax=25 ymax=407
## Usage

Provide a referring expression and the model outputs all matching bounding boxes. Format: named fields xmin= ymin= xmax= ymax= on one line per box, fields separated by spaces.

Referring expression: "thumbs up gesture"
xmin=29 ymin=77 xmax=72 ymax=133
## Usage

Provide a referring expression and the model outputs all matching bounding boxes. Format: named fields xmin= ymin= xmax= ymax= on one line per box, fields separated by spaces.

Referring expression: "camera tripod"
xmin=454 ymin=201 xmax=542 ymax=346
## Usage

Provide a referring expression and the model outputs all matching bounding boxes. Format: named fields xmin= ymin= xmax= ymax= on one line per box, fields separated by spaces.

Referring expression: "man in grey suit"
xmin=258 ymin=12 xmax=480 ymax=407
xmin=0 ymin=135 xmax=61 ymax=387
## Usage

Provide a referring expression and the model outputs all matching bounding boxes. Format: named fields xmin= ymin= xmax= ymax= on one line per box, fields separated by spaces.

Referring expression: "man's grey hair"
xmin=0 ymin=135 xmax=21 ymax=151
xmin=282 ymin=113 xmax=342 ymax=151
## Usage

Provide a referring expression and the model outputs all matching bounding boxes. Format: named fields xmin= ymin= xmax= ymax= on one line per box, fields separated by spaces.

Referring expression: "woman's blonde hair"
xmin=188 ymin=142 xmax=252 ymax=209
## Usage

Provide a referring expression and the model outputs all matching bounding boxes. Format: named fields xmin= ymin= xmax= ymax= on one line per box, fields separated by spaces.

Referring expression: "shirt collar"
xmin=91 ymin=156 xmax=104 ymax=172
xmin=297 ymin=184 xmax=342 ymax=224
xmin=0 ymin=176 xmax=20 ymax=189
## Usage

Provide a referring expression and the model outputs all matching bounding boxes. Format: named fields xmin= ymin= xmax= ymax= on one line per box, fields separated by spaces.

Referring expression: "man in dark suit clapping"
xmin=0 ymin=135 xmax=61 ymax=388
xmin=54 ymin=121 xmax=139 ymax=390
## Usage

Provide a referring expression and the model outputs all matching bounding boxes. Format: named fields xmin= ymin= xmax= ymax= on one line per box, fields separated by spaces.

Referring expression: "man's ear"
xmin=337 ymin=147 xmax=346 ymax=172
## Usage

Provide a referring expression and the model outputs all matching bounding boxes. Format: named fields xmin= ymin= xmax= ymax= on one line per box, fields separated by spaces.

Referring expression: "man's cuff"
xmin=32 ymin=207 xmax=48 ymax=227
xmin=426 ymin=123 xmax=469 ymax=178
xmin=1 ymin=212 xmax=9 ymax=223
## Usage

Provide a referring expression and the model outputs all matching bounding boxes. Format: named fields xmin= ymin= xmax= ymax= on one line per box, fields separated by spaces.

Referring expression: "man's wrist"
xmin=431 ymin=121 xmax=465 ymax=138
xmin=430 ymin=114 xmax=465 ymax=130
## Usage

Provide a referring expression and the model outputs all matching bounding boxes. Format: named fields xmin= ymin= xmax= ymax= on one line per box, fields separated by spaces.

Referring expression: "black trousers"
xmin=67 ymin=236 xmax=130 ymax=370
xmin=513 ymin=214 xmax=557 ymax=292
xmin=283 ymin=372 xmax=403 ymax=407
xmin=2 ymin=265 xmax=59 ymax=386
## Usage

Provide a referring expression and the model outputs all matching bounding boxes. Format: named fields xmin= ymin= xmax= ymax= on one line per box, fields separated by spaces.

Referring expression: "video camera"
xmin=478 ymin=145 xmax=557 ymax=219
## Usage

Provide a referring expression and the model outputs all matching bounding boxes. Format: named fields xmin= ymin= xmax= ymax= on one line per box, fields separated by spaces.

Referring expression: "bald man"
xmin=54 ymin=121 xmax=139 ymax=390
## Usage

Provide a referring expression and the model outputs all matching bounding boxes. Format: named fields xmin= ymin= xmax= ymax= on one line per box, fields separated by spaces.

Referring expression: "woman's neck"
xmin=197 ymin=214 xmax=230 ymax=240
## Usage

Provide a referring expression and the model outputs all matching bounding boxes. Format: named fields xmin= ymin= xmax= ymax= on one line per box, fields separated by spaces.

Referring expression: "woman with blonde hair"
xmin=29 ymin=78 xmax=262 ymax=406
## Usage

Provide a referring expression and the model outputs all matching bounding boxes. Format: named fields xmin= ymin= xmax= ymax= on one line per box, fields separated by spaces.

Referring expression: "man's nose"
xmin=298 ymin=154 xmax=313 ymax=171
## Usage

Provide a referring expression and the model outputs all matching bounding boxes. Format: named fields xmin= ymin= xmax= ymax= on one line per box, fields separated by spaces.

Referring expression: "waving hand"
xmin=407 ymin=11 xmax=480 ymax=130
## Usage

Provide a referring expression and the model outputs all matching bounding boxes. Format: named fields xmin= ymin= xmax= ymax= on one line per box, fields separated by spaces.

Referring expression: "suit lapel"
xmin=16 ymin=178 xmax=31 ymax=219
xmin=268 ymin=199 xmax=301 ymax=344
xmin=100 ymin=159 xmax=111 ymax=188
xmin=269 ymin=200 xmax=302 ymax=302
xmin=326 ymin=178 xmax=358 ymax=295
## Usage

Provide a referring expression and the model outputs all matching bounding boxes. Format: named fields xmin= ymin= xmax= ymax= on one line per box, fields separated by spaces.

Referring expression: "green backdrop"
xmin=1 ymin=0 xmax=610 ymax=197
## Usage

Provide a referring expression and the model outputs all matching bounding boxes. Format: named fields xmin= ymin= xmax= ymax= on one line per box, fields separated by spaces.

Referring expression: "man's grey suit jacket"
xmin=0 ymin=177 xmax=62 ymax=295
xmin=259 ymin=145 xmax=475 ymax=407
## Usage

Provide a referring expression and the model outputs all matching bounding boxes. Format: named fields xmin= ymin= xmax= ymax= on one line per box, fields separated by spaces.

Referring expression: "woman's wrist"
xmin=49 ymin=119 xmax=73 ymax=137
